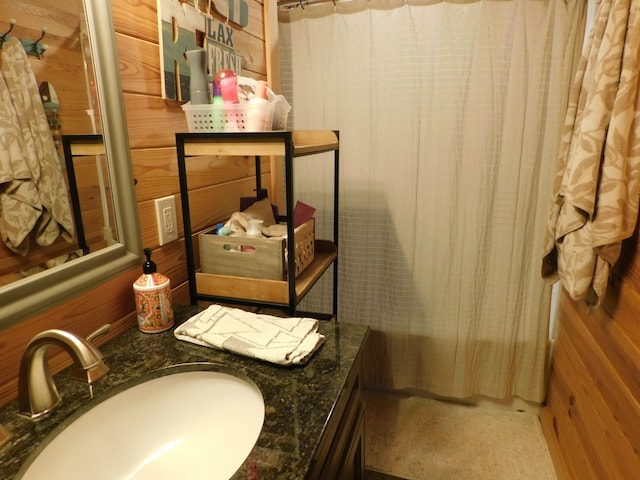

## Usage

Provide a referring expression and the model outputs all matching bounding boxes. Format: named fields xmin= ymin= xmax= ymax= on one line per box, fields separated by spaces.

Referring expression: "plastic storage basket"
xmin=181 ymin=76 xmax=290 ymax=133
xmin=182 ymin=102 xmax=274 ymax=132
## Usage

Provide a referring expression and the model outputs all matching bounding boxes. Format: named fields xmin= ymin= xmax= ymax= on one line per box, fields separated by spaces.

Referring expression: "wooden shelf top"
xmin=63 ymin=135 xmax=105 ymax=156
xmin=291 ymin=130 xmax=339 ymax=156
xmin=178 ymin=130 xmax=339 ymax=158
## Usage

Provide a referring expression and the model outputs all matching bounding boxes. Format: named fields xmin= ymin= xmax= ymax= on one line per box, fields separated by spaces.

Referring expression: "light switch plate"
xmin=154 ymin=195 xmax=178 ymax=245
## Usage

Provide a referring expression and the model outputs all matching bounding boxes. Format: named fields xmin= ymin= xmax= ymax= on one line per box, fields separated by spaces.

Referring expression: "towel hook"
xmin=1 ymin=18 xmax=16 ymax=38
xmin=25 ymin=26 xmax=48 ymax=59
xmin=32 ymin=27 xmax=47 ymax=45
xmin=0 ymin=18 xmax=17 ymax=48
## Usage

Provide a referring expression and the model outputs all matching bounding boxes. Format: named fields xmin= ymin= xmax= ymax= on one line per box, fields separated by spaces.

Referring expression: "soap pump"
xmin=133 ymin=248 xmax=174 ymax=333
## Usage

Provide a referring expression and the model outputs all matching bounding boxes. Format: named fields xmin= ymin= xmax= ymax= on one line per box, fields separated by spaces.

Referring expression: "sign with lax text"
xmin=157 ymin=0 xmax=246 ymax=103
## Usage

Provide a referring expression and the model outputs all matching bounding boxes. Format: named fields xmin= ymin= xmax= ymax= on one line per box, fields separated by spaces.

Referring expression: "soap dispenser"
xmin=133 ymin=248 xmax=174 ymax=333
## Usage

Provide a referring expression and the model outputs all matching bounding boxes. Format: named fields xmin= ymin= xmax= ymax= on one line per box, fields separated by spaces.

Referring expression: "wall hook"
xmin=32 ymin=26 xmax=47 ymax=45
xmin=24 ymin=26 xmax=48 ymax=58
xmin=1 ymin=18 xmax=16 ymax=38
xmin=0 ymin=18 xmax=17 ymax=48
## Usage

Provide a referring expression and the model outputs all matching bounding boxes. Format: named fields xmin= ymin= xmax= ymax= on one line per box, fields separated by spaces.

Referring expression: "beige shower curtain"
xmin=543 ymin=0 xmax=640 ymax=309
xmin=279 ymin=0 xmax=585 ymax=403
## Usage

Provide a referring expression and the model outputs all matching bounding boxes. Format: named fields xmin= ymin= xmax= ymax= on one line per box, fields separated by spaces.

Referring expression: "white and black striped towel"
xmin=174 ymin=305 xmax=325 ymax=366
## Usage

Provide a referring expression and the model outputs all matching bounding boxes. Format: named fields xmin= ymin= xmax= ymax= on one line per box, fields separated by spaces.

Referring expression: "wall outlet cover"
xmin=154 ymin=195 xmax=178 ymax=245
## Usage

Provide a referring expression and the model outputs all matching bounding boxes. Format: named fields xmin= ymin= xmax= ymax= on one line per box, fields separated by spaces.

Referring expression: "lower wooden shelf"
xmin=194 ymin=240 xmax=337 ymax=306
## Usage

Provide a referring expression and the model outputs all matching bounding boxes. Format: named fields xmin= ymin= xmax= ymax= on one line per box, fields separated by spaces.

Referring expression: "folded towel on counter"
xmin=174 ymin=305 xmax=325 ymax=366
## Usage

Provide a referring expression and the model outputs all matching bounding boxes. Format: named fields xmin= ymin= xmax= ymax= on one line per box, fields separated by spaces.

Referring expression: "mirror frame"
xmin=0 ymin=0 xmax=142 ymax=330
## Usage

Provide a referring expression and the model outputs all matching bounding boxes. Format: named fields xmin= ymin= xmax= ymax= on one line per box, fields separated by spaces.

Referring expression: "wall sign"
xmin=205 ymin=16 xmax=242 ymax=77
xmin=211 ymin=0 xmax=249 ymax=27
xmin=157 ymin=0 xmax=246 ymax=103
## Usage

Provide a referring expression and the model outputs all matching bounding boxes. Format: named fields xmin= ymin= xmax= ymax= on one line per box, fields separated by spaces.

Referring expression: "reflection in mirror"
xmin=0 ymin=0 xmax=113 ymax=285
xmin=62 ymin=135 xmax=118 ymax=256
xmin=0 ymin=0 xmax=141 ymax=329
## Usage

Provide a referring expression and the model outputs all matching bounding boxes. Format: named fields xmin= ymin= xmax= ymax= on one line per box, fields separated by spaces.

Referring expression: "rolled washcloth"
xmin=174 ymin=305 xmax=325 ymax=366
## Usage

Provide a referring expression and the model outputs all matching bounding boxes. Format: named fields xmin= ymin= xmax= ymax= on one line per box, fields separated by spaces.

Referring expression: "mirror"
xmin=0 ymin=0 xmax=142 ymax=329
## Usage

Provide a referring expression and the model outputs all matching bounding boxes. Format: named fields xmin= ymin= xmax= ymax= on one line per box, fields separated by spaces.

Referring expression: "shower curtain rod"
xmin=278 ymin=0 xmax=354 ymax=10
xmin=277 ymin=1 xmax=473 ymax=9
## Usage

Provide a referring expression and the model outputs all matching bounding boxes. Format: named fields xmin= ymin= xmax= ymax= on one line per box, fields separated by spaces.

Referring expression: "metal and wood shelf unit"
xmin=176 ymin=130 xmax=339 ymax=317
xmin=61 ymin=134 xmax=105 ymax=256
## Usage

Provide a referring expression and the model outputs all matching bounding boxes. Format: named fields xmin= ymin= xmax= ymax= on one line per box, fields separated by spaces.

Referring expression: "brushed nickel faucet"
xmin=18 ymin=327 xmax=110 ymax=420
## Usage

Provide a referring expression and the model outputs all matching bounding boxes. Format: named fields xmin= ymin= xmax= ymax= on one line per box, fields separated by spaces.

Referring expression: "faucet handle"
xmin=87 ymin=324 xmax=111 ymax=343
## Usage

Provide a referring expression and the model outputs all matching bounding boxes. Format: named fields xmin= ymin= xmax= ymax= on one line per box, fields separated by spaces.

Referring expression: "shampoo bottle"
xmin=133 ymin=248 xmax=174 ymax=333
xmin=246 ymin=80 xmax=270 ymax=131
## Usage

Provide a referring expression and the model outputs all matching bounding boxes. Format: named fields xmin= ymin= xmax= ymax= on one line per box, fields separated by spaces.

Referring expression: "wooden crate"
xmin=199 ymin=218 xmax=315 ymax=280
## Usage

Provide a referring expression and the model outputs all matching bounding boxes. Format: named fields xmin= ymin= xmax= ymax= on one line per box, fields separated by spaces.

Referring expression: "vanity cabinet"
xmin=309 ymin=348 xmax=365 ymax=479
xmin=175 ymin=131 xmax=340 ymax=317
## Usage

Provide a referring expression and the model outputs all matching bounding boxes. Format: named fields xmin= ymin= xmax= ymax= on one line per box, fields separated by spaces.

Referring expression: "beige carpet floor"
xmin=364 ymin=390 xmax=557 ymax=480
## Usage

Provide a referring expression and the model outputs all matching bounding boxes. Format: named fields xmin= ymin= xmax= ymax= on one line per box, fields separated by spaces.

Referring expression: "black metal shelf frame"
xmin=175 ymin=131 xmax=339 ymax=317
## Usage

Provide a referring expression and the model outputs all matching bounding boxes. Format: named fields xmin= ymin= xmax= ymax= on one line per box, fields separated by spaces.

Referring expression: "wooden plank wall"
xmin=540 ymin=229 xmax=640 ymax=479
xmin=0 ymin=0 xmax=271 ymax=409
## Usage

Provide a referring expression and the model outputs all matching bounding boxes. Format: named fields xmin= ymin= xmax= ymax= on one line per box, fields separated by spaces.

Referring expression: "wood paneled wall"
xmin=541 ymin=231 xmax=640 ymax=478
xmin=0 ymin=0 xmax=273 ymax=408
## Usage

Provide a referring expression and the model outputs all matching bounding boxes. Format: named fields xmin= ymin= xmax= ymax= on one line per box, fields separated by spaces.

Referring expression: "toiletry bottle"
xmin=215 ymin=69 xmax=239 ymax=104
xmin=246 ymin=80 xmax=270 ymax=131
xmin=216 ymin=222 xmax=230 ymax=236
xmin=211 ymin=82 xmax=225 ymax=132
xmin=214 ymin=69 xmax=240 ymax=131
xmin=253 ymin=80 xmax=269 ymax=101
xmin=133 ymin=248 xmax=174 ymax=333
xmin=185 ymin=49 xmax=210 ymax=105
xmin=245 ymin=219 xmax=264 ymax=238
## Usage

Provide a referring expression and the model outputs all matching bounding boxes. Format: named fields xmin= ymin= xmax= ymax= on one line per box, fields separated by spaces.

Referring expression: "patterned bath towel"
xmin=174 ymin=305 xmax=325 ymax=365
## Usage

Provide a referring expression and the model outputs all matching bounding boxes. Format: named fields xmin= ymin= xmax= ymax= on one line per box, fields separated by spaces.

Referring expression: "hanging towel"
xmin=174 ymin=304 xmax=326 ymax=366
xmin=0 ymin=72 xmax=43 ymax=255
xmin=542 ymin=0 xmax=640 ymax=308
xmin=0 ymin=37 xmax=74 ymax=254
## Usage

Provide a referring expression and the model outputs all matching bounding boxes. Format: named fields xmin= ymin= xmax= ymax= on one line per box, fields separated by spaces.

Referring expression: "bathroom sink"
xmin=17 ymin=365 xmax=265 ymax=480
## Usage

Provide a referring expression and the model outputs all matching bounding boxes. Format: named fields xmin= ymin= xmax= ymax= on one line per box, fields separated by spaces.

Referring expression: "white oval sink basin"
xmin=18 ymin=368 xmax=264 ymax=480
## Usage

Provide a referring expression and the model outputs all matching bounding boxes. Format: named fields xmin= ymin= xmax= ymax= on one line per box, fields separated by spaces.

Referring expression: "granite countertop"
xmin=0 ymin=305 xmax=369 ymax=479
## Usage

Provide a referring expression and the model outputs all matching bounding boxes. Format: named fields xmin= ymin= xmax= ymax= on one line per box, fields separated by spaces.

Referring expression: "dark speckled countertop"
xmin=0 ymin=305 xmax=369 ymax=479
